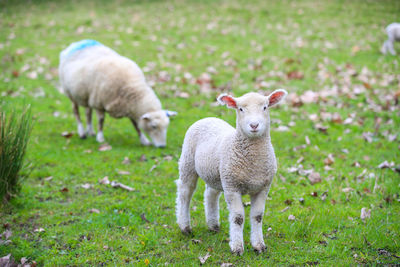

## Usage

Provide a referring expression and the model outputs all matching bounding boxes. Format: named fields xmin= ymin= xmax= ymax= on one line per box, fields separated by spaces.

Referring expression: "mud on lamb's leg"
xmin=225 ymin=191 xmax=245 ymax=256
xmin=204 ymin=185 xmax=221 ymax=232
xmin=73 ymin=102 xmax=86 ymax=139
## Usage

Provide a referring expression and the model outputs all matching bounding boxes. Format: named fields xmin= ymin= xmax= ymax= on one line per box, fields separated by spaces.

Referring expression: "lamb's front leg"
xmin=225 ymin=191 xmax=245 ymax=255
xmin=250 ymin=189 xmax=268 ymax=254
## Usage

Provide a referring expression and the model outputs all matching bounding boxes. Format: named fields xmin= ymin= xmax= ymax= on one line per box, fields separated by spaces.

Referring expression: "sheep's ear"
xmin=267 ymin=89 xmax=287 ymax=107
xmin=217 ymin=94 xmax=237 ymax=109
xmin=165 ymin=110 xmax=177 ymax=117
xmin=141 ymin=113 xmax=151 ymax=121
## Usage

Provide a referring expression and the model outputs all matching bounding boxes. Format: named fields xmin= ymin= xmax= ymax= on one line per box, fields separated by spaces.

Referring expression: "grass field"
xmin=1 ymin=0 xmax=399 ymax=265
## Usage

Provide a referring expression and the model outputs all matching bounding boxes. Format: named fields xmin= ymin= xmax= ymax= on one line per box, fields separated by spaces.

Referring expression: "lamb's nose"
xmin=250 ymin=123 xmax=259 ymax=130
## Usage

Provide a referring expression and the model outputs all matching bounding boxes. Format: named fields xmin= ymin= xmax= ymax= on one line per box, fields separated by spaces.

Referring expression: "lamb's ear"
xmin=141 ymin=113 xmax=151 ymax=121
xmin=165 ymin=110 xmax=177 ymax=117
xmin=267 ymin=89 xmax=287 ymax=107
xmin=217 ymin=94 xmax=237 ymax=109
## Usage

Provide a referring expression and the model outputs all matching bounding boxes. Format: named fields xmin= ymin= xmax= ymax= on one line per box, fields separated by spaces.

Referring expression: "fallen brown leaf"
xmin=308 ymin=172 xmax=321 ymax=185
xmin=61 ymin=131 xmax=73 ymax=138
xmin=360 ymin=208 xmax=371 ymax=220
xmin=199 ymin=252 xmax=211 ymax=265
xmin=98 ymin=143 xmax=112 ymax=151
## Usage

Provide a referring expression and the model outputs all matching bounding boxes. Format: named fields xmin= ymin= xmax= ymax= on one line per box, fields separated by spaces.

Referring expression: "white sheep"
xmin=58 ymin=40 xmax=177 ymax=147
xmin=381 ymin=23 xmax=400 ymax=55
xmin=176 ymin=90 xmax=287 ymax=255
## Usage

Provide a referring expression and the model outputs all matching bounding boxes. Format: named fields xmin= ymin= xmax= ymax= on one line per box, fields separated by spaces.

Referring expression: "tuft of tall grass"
xmin=0 ymin=106 xmax=32 ymax=202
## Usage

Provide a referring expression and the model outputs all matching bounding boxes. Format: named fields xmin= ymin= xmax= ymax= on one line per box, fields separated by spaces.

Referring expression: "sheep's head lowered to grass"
xmin=138 ymin=110 xmax=177 ymax=148
xmin=217 ymin=89 xmax=287 ymax=138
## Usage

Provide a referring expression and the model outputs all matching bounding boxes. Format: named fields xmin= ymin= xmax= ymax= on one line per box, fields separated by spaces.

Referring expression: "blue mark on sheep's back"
xmin=61 ymin=39 xmax=102 ymax=59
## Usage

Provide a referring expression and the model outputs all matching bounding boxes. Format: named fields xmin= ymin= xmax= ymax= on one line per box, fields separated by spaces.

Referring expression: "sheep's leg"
xmin=85 ymin=107 xmax=95 ymax=136
xmin=225 ymin=191 xmax=245 ymax=255
xmin=204 ymin=185 xmax=221 ymax=232
xmin=130 ymin=118 xmax=151 ymax=146
xmin=250 ymin=189 xmax=268 ymax=254
xmin=73 ymin=103 xmax=86 ymax=139
xmin=95 ymin=109 xmax=105 ymax=143
xmin=387 ymin=39 xmax=396 ymax=55
xmin=176 ymin=169 xmax=198 ymax=235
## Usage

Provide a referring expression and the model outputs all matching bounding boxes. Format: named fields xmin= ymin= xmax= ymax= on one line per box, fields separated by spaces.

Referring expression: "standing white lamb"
xmin=176 ymin=90 xmax=287 ymax=255
xmin=381 ymin=23 xmax=400 ymax=55
xmin=58 ymin=40 xmax=177 ymax=147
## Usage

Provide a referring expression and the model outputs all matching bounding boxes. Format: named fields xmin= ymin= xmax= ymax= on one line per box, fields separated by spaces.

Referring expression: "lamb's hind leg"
xmin=85 ymin=107 xmax=95 ymax=137
xmin=176 ymin=160 xmax=198 ymax=234
xmin=73 ymin=103 xmax=86 ymax=139
xmin=204 ymin=185 xmax=221 ymax=232
xmin=250 ymin=189 xmax=268 ymax=254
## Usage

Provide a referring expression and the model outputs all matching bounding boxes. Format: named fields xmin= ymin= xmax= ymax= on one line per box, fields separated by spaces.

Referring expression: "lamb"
xmin=58 ymin=40 xmax=177 ymax=147
xmin=176 ymin=89 xmax=287 ymax=255
xmin=381 ymin=23 xmax=400 ymax=55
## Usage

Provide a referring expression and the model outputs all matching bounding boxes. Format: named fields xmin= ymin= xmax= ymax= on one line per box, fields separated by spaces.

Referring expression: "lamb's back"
xmin=183 ymin=117 xmax=234 ymax=190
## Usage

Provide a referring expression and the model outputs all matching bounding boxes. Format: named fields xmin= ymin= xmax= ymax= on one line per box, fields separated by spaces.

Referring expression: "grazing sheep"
xmin=59 ymin=40 xmax=177 ymax=147
xmin=381 ymin=23 xmax=400 ymax=55
xmin=176 ymin=90 xmax=287 ymax=255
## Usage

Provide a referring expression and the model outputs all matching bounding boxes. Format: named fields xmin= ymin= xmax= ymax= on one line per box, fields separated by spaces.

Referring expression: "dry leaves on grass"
xmin=199 ymin=252 xmax=211 ymax=265
xmin=61 ymin=131 xmax=74 ymax=138
xmin=117 ymin=170 xmax=131 ymax=175
xmin=110 ymin=181 xmax=134 ymax=191
xmin=89 ymin=208 xmax=100 ymax=214
xmin=0 ymin=229 xmax=12 ymax=245
xmin=360 ymin=208 xmax=371 ymax=221
xmin=98 ymin=143 xmax=112 ymax=151
xmin=308 ymin=172 xmax=322 ymax=185
xmin=99 ymin=176 xmax=134 ymax=191
xmin=122 ymin=157 xmax=131 ymax=165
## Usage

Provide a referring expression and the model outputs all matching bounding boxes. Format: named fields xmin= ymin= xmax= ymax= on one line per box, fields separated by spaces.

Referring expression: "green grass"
xmin=0 ymin=107 xmax=32 ymax=202
xmin=1 ymin=0 xmax=399 ymax=265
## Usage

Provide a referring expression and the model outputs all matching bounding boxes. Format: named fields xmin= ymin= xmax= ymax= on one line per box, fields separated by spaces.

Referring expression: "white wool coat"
xmin=59 ymin=45 xmax=161 ymax=121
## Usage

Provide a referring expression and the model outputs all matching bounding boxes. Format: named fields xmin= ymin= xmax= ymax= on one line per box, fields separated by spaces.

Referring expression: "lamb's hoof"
xmin=208 ymin=225 xmax=220 ymax=233
xmin=253 ymin=244 xmax=267 ymax=254
xmin=181 ymin=226 xmax=192 ymax=235
xmin=230 ymin=247 xmax=244 ymax=256
xmin=79 ymin=134 xmax=87 ymax=139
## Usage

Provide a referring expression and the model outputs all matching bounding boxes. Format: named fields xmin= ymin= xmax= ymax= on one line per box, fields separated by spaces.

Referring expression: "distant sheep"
xmin=381 ymin=23 xmax=400 ymax=55
xmin=176 ymin=90 xmax=287 ymax=255
xmin=59 ymin=40 xmax=177 ymax=147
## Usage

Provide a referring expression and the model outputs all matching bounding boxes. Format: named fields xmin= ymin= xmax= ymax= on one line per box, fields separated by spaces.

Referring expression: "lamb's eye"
xmin=263 ymin=106 xmax=267 ymax=111
xmin=239 ymin=108 xmax=243 ymax=112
